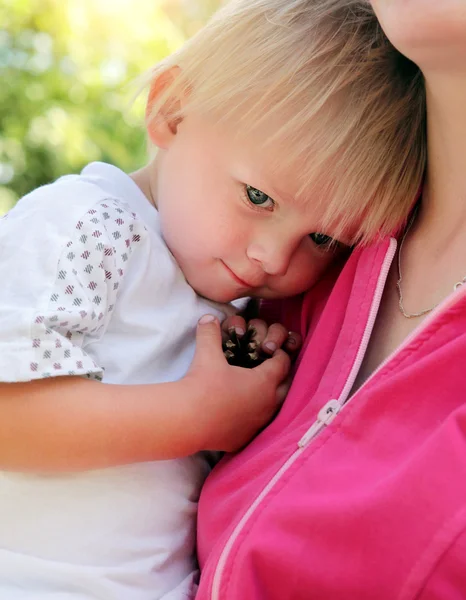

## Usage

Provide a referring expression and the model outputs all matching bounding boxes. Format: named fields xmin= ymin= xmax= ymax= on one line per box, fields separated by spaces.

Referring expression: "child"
xmin=0 ymin=0 xmax=424 ymax=598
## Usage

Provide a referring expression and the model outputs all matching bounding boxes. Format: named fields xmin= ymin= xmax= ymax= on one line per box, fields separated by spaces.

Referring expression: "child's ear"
xmin=145 ymin=66 xmax=183 ymax=149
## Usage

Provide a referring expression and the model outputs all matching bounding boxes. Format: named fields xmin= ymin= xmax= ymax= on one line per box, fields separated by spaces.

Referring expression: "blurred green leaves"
xmin=0 ymin=0 xmax=219 ymax=212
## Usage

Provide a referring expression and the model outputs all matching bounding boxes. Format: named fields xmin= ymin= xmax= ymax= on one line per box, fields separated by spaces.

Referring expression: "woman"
xmin=196 ymin=1 xmax=466 ymax=598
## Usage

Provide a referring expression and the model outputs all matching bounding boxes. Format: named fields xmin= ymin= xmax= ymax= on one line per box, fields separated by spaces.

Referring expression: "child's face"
xmin=153 ymin=114 xmax=349 ymax=303
xmin=370 ymin=0 xmax=466 ymax=72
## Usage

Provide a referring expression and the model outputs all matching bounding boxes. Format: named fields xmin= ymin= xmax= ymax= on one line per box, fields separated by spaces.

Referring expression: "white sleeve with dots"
xmin=0 ymin=196 xmax=146 ymax=382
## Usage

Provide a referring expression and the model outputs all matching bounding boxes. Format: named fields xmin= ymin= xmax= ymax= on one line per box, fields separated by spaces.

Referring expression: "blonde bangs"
xmin=144 ymin=0 xmax=426 ymax=245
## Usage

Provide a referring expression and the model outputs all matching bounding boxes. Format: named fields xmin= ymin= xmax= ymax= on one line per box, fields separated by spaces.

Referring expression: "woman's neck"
xmin=351 ymin=69 xmax=466 ymax=392
xmin=420 ymin=73 xmax=466 ymax=244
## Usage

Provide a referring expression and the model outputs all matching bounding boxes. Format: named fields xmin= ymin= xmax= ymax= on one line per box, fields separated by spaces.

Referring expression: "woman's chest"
xmin=351 ymin=259 xmax=426 ymax=393
xmin=198 ymin=334 xmax=466 ymax=600
xmin=197 ymin=244 xmax=466 ymax=600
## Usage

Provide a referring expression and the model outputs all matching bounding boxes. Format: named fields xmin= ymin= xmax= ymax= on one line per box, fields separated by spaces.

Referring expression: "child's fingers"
xmin=246 ymin=319 xmax=268 ymax=345
xmin=195 ymin=315 xmax=223 ymax=363
xmin=256 ymin=348 xmax=291 ymax=391
xmin=284 ymin=331 xmax=302 ymax=354
xmin=276 ymin=376 xmax=293 ymax=405
xmin=221 ymin=315 xmax=247 ymax=341
xmin=261 ymin=323 xmax=290 ymax=355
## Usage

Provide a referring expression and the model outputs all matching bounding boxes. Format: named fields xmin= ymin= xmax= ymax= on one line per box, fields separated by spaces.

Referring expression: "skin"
xmin=353 ymin=0 xmax=466 ymax=390
xmin=134 ymin=71 xmax=349 ymax=305
xmin=131 ymin=69 xmax=350 ymax=355
xmin=155 ymin=122 xmax=341 ymax=303
xmin=370 ymin=0 xmax=466 ymax=73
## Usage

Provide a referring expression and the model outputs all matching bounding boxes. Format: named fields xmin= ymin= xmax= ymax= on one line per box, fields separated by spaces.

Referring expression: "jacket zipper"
xmin=210 ymin=240 xmax=396 ymax=600
xmin=301 ymin=236 xmax=466 ymax=442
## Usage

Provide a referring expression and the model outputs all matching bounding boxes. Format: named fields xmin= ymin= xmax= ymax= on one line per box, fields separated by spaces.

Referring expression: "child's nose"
xmin=246 ymin=241 xmax=294 ymax=277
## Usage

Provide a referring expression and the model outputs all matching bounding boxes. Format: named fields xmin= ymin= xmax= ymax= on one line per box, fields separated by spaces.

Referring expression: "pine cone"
xmin=222 ymin=327 xmax=268 ymax=368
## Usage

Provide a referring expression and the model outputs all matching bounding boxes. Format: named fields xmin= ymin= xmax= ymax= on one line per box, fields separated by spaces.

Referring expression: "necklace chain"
xmin=396 ymin=205 xmax=466 ymax=319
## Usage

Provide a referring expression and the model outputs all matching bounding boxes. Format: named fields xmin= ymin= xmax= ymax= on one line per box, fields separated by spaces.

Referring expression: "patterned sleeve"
xmin=0 ymin=198 xmax=147 ymax=382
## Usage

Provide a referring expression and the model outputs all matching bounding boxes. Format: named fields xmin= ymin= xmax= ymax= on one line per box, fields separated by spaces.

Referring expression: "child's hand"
xmin=222 ymin=314 xmax=302 ymax=358
xmin=184 ymin=315 xmax=292 ymax=453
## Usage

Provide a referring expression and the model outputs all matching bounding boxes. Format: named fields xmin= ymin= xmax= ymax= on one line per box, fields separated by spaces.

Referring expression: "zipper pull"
xmin=298 ymin=399 xmax=341 ymax=448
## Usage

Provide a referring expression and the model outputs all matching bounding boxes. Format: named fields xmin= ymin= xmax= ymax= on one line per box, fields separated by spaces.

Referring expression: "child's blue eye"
xmin=309 ymin=233 xmax=333 ymax=247
xmin=246 ymin=185 xmax=272 ymax=206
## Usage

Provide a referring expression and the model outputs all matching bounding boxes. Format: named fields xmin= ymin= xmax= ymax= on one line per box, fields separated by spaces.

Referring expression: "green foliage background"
xmin=0 ymin=0 xmax=220 ymax=214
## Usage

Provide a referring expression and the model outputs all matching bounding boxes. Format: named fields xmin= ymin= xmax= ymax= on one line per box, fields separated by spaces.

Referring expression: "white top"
xmin=0 ymin=162 xmax=235 ymax=599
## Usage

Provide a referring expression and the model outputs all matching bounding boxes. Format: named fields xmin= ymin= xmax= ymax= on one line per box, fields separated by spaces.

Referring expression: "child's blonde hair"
xmin=145 ymin=0 xmax=426 ymax=245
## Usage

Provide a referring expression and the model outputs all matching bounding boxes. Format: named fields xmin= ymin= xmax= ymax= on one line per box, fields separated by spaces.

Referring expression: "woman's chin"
xmin=371 ymin=0 xmax=466 ymax=70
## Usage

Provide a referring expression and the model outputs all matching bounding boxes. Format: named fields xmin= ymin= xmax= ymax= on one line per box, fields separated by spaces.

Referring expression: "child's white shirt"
xmin=0 ymin=162 xmax=236 ymax=599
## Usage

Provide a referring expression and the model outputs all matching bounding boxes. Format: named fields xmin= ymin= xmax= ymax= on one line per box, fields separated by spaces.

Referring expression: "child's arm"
xmin=0 ymin=316 xmax=290 ymax=472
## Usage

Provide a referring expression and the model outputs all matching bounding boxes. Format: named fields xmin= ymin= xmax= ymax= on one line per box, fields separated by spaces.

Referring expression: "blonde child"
xmin=0 ymin=0 xmax=424 ymax=598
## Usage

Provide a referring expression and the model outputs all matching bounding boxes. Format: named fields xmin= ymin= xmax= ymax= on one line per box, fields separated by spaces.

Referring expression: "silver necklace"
xmin=396 ymin=206 xmax=466 ymax=319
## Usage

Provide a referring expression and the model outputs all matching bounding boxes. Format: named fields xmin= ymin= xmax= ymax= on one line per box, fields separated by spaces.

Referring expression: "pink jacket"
xmin=196 ymin=238 xmax=466 ymax=600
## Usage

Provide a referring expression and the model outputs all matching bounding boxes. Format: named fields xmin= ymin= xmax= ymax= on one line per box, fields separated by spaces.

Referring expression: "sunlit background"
xmin=0 ymin=0 xmax=221 ymax=214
